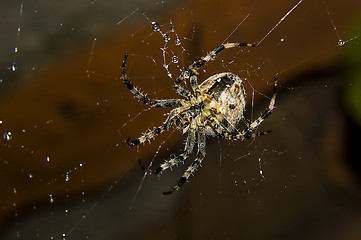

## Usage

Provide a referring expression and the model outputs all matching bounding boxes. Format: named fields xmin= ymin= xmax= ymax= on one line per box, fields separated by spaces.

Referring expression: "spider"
xmin=122 ymin=42 xmax=277 ymax=195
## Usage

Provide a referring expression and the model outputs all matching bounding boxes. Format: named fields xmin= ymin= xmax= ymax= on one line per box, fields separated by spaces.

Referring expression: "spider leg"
xmin=206 ymin=97 xmax=273 ymax=140
xmin=163 ymin=126 xmax=206 ymax=195
xmin=148 ymin=127 xmax=196 ymax=175
xmin=126 ymin=107 xmax=180 ymax=146
xmin=122 ymin=54 xmax=182 ymax=108
xmin=189 ymin=75 xmax=201 ymax=96
xmin=126 ymin=125 xmax=168 ymax=147
xmin=232 ymin=75 xmax=278 ymax=140
xmin=174 ymin=42 xmax=255 ymax=97
xmin=205 ymin=107 xmax=238 ymax=137
xmin=194 ymin=42 xmax=256 ymax=71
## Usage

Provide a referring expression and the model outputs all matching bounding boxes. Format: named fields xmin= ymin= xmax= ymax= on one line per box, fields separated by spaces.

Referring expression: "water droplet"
xmin=82 ymin=212 xmax=86 ymax=218
xmin=79 ymin=163 xmax=83 ymax=167
xmin=151 ymin=21 xmax=160 ymax=31
xmin=3 ymin=131 xmax=12 ymax=141
xmin=65 ymin=209 xmax=69 ymax=215
xmin=46 ymin=155 xmax=50 ymax=162
xmin=183 ymin=71 xmax=190 ymax=79
xmin=28 ymin=173 xmax=33 ymax=179
xmin=170 ymin=26 xmax=175 ymax=32
xmin=13 ymin=188 xmax=17 ymax=194
xmin=280 ymin=38 xmax=285 ymax=42
xmin=175 ymin=38 xmax=181 ymax=45
xmin=10 ymin=63 xmax=17 ymax=72
xmin=14 ymin=47 xmax=18 ymax=53
xmin=49 ymin=194 xmax=54 ymax=203
xmin=0 ymin=78 xmax=3 ymax=84
xmin=172 ymin=56 xmax=179 ymax=63
xmin=338 ymin=39 xmax=345 ymax=46
xmin=62 ymin=233 xmax=67 ymax=240
xmin=258 ymin=158 xmax=265 ymax=179
xmin=0 ymin=119 xmax=3 ymax=124
xmin=163 ymin=34 xmax=170 ymax=42
xmin=65 ymin=172 xmax=70 ymax=182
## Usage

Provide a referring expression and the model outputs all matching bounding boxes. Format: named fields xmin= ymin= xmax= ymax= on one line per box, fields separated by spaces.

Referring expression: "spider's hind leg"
xmin=163 ymin=126 xmax=206 ymax=195
xmin=246 ymin=75 xmax=277 ymax=133
xmin=232 ymin=75 xmax=278 ymax=140
xmin=163 ymin=152 xmax=206 ymax=195
xmin=126 ymin=123 xmax=168 ymax=147
xmin=147 ymin=127 xmax=196 ymax=174
xmin=126 ymin=106 xmax=182 ymax=147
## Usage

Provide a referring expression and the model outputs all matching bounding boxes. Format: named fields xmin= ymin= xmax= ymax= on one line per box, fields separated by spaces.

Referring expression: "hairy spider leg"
xmin=231 ymin=75 xmax=278 ymax=140
xmin=211 ymin=114 xmax=271 ymax=140
xmin=126 ymin=107 xmax=180 ymax=146
xmin=122 ymin=54 xmax=182 ymax=108
xmin=189 ymin=74 xmax=201 ymax=97
xmin=148 ymin=127 xmax=196 ymax=175
xmin=173 ymin=42 xmax=256 ymax=98
xmin=163 ymin=126 xmax=206 ymax=195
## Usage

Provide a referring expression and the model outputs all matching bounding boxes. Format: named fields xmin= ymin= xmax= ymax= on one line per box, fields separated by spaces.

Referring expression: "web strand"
xmin=257 ymin=0 xmax=303 ymax=46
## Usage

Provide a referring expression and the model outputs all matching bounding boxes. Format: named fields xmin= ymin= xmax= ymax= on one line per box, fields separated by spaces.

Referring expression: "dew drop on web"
xmin=3 ymin=131 xmax=12 ymax=141
xmin=338 ymin=39 xmax=345 ymax=46
xmin=151 ymin=21 xmax=160 ymax=31
xmin=172 ymin=56 xmax=179 ymax=63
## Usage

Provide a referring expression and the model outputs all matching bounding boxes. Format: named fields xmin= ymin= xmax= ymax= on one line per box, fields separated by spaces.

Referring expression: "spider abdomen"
xmin=200 ymin=72 xmax=246 ymax=127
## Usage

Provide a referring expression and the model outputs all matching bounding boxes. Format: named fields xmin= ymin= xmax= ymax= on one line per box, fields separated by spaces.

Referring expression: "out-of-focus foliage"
xmin=343 ymin=16 xmax=361 ymax=126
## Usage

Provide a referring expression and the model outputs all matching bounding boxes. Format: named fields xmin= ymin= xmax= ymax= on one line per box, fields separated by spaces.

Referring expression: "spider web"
xmin=0 ymin=0 xmax=360 ymax=239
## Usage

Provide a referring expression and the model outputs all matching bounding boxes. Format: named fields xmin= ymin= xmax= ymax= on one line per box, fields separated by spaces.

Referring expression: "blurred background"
xmin=0 ymin=0 xmax=361 ymax=239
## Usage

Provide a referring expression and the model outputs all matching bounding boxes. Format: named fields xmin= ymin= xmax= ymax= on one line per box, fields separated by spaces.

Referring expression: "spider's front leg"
xmin=173 ymin=42 xmax=256 ymax=97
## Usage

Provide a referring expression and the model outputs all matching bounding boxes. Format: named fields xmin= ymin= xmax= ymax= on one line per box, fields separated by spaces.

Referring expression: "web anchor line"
xmin=320 ymin=0 xmax=345 ymax=46
xmin=256 ymin=0 xmax=304 ymax=46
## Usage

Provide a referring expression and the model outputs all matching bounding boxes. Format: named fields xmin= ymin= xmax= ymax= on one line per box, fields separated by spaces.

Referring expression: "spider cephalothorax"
xmin=122 ymin=42 xmax=277 ymax=195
